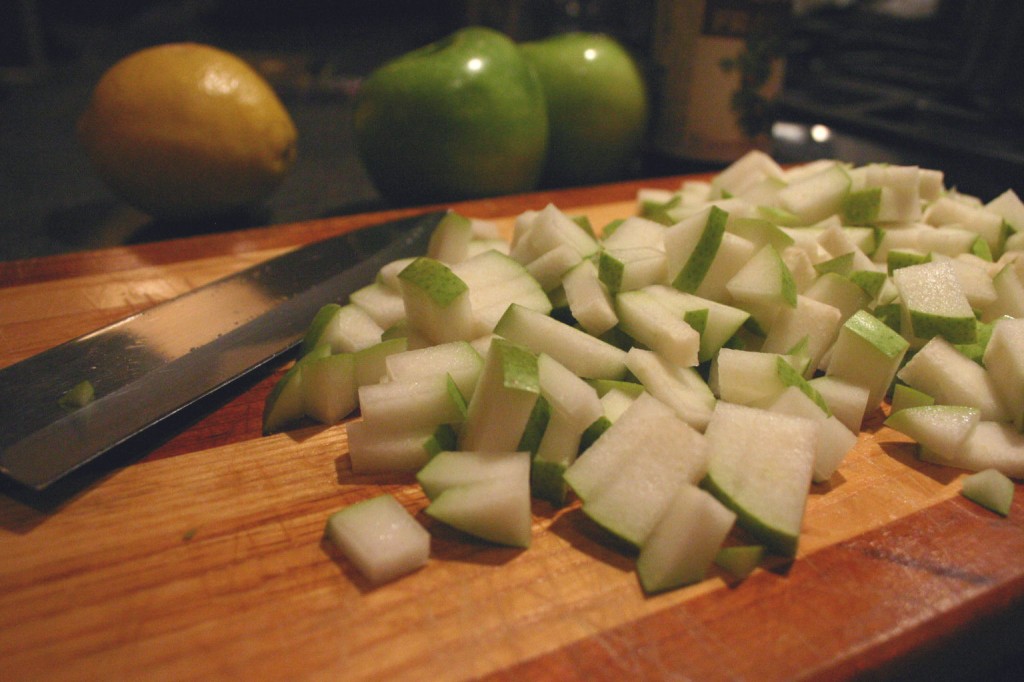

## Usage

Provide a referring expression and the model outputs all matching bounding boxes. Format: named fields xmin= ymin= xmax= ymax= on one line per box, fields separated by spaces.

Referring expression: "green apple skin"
xmin=520 ymin=32 xmax=649 ymax=187
xmin=354 ymin=27 xmax=548 ymax=203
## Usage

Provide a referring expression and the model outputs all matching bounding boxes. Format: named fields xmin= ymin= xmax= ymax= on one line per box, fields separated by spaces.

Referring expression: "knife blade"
xmin=0 ymin=210 xmax=446 ymax=491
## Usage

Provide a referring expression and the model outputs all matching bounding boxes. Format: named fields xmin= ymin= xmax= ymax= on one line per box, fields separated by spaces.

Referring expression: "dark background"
xmin=2 ymin=0 xmax=1022 ymax=262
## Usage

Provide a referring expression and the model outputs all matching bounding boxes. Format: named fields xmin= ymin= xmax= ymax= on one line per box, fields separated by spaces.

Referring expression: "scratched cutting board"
xmin=1 ymin=178 xmax=1023 ymax=681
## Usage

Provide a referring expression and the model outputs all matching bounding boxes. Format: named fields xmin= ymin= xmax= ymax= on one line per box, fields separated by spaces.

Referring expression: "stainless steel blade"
xmin=0 ymin=210 xmax=446 ymax=490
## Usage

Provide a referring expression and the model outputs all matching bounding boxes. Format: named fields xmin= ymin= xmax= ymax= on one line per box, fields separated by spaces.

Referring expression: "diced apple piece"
xmin=347 ymin=421 xmax=455 ymax=473
xmin=417 ymin=450 xmax=531 ymax=501
xmin=624 ymin=348 xmax=716 ymax=431
xmin=769 ymin=386 xmax=857 ymax=483
xmin=885 ymin=404 xmax=981 ymax=462
xmin=777 ymin=161 xmax=850 ymax=225
xmin=262 ymin=345 xmax=330 ymax=435
xmin=325 ymin=495 xmax=430 ymax=585
xmin=714 ymin=545 xmax=765 ymax=579
xmin=427 ymin=210 xmax=474 ymax=264
xmin=615 ymin=289 xmax=700 ymax=367
xmin=664 ymin=205 xmax=728 ymax=292
xmin=577 ymin=402 xmax=709 ymax=547
xmin=893 ymin=259 xmax=976 ymax=344
xmin=561 ymin=258 xmax=618 ymax=336
xmin=358 ymin=374 xmax=467 ymax=430
xmin=493 ymin=303 xmax=627 ymax=380
xmin=897 ymin=336 xmax=1009 ymax=422
xmin=384 ymin=340 xmax=483 ymax=399
xmin=426 ymin=475 xmax=533 ymax=548
xmin=961 ymin=469 xmax=1015 ymax=516
xmin=919 ymin=421 xmax=1024 ymax=480
xmin=826 ymin=309 xmax=910 ymax=411
xmin=636 ymin=484 xmax=736 ymax=593
xmin=302 ymin=352 xmax=357 ymax=425
xmin=398 ymin=256 xmax=475 ymax=344
xmin=703 ymin=401 xmax=817 ymax=557
xmin=642 ymin=285 xmax=750 ymax=362
xmin=458 ymin=338 xmax=540 ymax=452
xmin=983 ymin=317 xmax=1024 ymax=430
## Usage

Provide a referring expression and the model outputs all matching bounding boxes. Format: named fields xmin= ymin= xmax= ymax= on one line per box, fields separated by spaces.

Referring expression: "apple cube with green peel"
xmin=302 ymin=352 xmax=358 ymax=425
xmin=566 ymin=392 xmax=683 ymax=501
xmin=262 ymin=344 xmax=330 ymax=435
xmin=893 ymin=259 xmax=976 ymax=344
xmin=923 ymin=196 xmax=1005 ymax=255
xmin=826 ymin=309 xmax=910 ymax=411
xmin=982 ymin=262 xmax=1024 ymax=321
xmin=760 ymin=295 xmax=842 ymax=377
xmin=918 ymin=421 xmax=1024 ymax=479
xmin=598 ymin=246 xmax=666 ymax=293
xmin=450 ymin=248 xmax=552 ymax=336
xmin=714 ymin=545 xmax=765 ymax=579
xmin=458 ymin=338 xmax=540 ymax=452
xmin=560 ymin=258 xmax=618 ymax=336
xmin=325 ymin=495 xmax=430 ymax=586
xmin=525 ymin=243 xmax=582 ymax=292
xmin=664 ymin=205 xmax=728 ymax=293
xmin=777 ymin=161 xmax=851 ymax=225
xmin=347 ymin=421 xmax=456 ymax=473
xmin=961 ymin=468 xmax=1015 ymax=516
xmin=709 ymin=348 xmax=810 ymax=410
xmin=301 ymin=302 xmax=384 ymax=355
xmin=889 ymin=383 xmax=935 ymax=414
xmin=710 ymin=150 xmax=786 ymax=199
xmin=531 ymin=354 xmax=604 ymax=504
xmin=384 ymin=340 xmax=483 ymax=399
xmin=576 ymin=399 xmax=710 ymax=547
xmin=398 ymin=256 xmax=475 ymax=344
xmin=510 ymin=203 xmax=599 ymax=264
xmin=427 ymin=210 xmax=474 ymax=264
xmin=636 ymin=484 xmax=736 ymax=594
xmin=624 ymin=348 xmax=716 ymax=431
xmin=417 ymin=449 xmax=531 ymax=501
xmin=358 ymin=373 xmax=467 ymax=430
xmin=702 ymin=401 xmax=817 ymax=557
xmin=897 ymin=336 xmax=1009 ymax=422
xmin=982 ymin=317 xmax=1024 ymax=430
xmin=807 ymin=375 xmax=871 ymax=433
xmin=349 ymin=281 xmax=407 ymax=330
xmin=493 ymin=303 xmax=627 ymax=380
xmin=422 ymin=451 xmax=533 ymax=548
xmin=615 ymin=289 xmax=700 ymax=367
xmin=352 ymin=336 xmax=408 ymax=386
xmin=863 ymin=164 xmax=923 ymax=223
xmin=695 ymin=233 xmax=758 ymax=303
xmin=725 ymin=243 xmax=798 ymax=314
xmin=803 ymin=271 xmax=872 ymax=326
xmin=642 ymin=285 xmax=750 ymax=362
xmin=885 ymin=404 xmax=981 ymax=462
xmin=769 ymin=386 xmax=856 ymax=483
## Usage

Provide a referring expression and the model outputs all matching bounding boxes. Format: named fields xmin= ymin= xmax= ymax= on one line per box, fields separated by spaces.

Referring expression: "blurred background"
xmin=2 ymin=0 xmax=1023 ymax=261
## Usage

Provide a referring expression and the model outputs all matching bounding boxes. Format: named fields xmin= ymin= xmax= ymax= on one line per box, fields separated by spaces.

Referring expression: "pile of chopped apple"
xmin=264 ymin=151 xmax=1022 ymax=591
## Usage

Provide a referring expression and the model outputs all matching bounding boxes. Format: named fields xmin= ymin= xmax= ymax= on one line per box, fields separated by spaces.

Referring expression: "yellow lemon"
xmin=77 ymin=43 xmax=298 ymax=221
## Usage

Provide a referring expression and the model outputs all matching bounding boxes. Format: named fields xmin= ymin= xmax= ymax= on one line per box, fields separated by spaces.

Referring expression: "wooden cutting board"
xmin=2 ymin=177 xmax=1022 ymax=682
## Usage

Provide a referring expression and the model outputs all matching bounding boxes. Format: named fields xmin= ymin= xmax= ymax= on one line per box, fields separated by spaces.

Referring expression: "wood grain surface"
xmin=1 ymin=177 xmax=1023 ymax=681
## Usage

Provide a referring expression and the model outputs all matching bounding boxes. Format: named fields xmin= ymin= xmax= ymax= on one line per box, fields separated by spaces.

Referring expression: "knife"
xmin=0 ymin=210 xmax=446 ymax=491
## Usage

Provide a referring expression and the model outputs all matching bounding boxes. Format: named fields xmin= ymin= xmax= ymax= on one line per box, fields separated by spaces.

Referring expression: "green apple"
xmin=354 ymin=27 xmax=548 ymax=203
xmin=519 ymin=32 xmax=648 ymax=187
